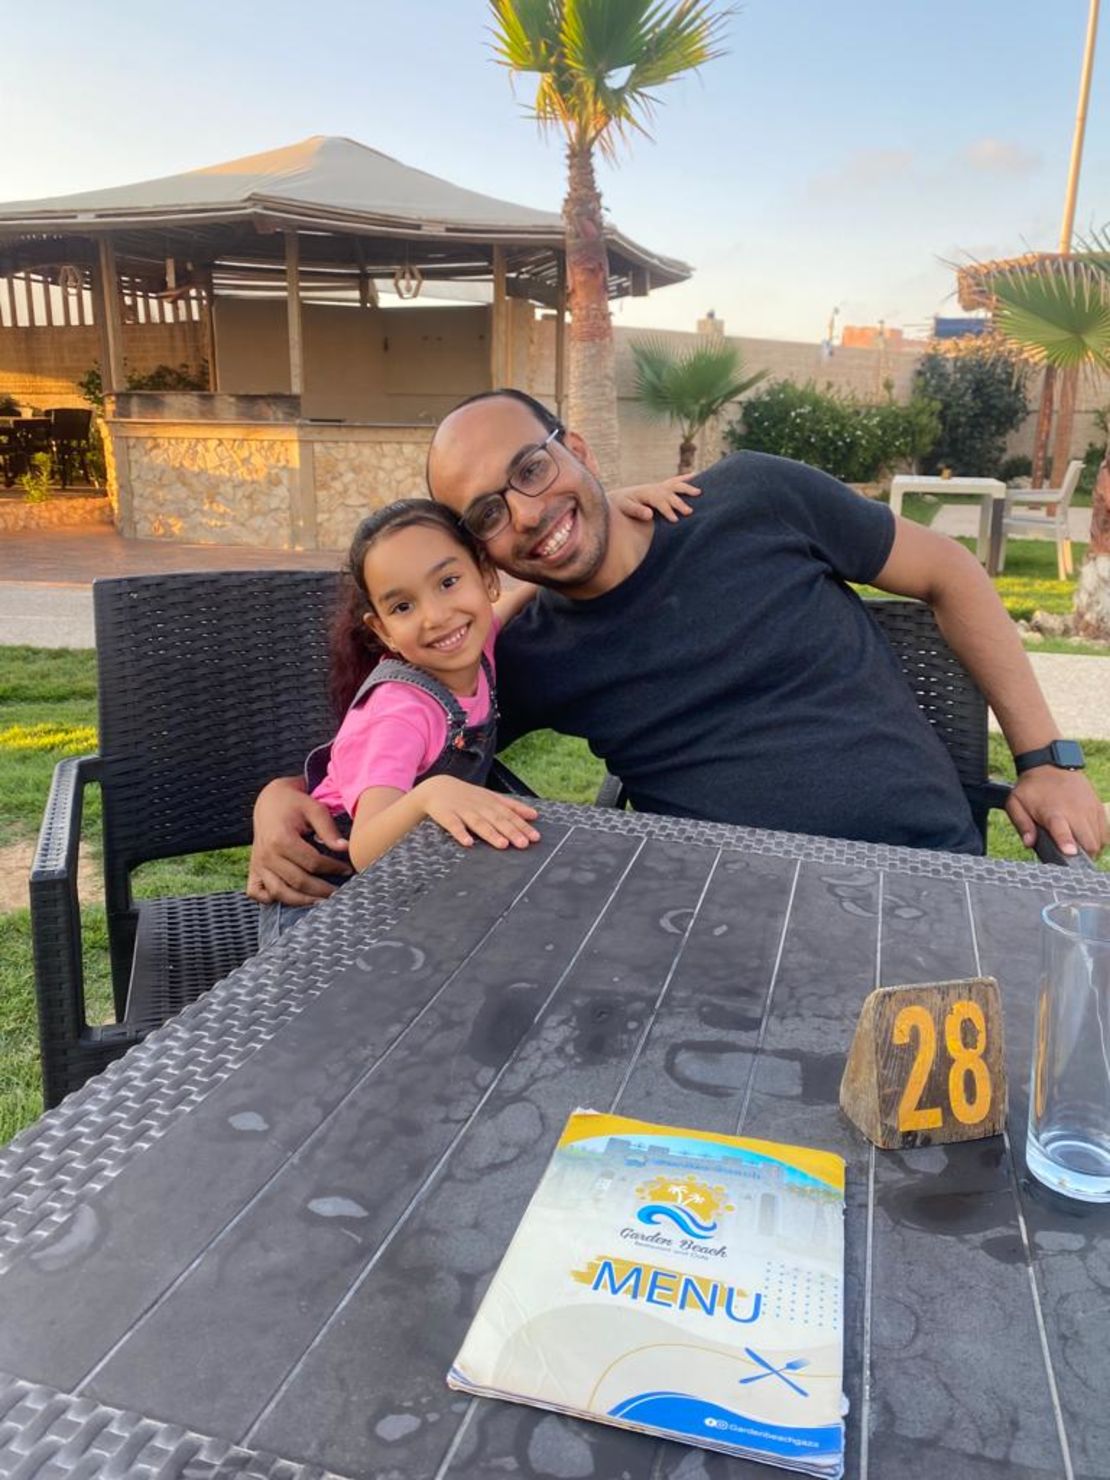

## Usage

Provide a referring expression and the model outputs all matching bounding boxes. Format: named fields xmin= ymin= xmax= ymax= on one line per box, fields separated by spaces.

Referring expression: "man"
xmin=247 ymin=389 xmax=1105 ymax=906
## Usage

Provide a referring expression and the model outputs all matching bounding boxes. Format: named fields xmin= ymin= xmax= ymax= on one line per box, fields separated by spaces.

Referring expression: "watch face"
xmin=1052 ymin=740 xmax=1085 ymax=769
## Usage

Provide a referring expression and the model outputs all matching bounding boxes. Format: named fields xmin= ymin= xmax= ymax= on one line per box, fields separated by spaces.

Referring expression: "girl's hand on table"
xmin=418 ymin=776 xmax=541 ymax=852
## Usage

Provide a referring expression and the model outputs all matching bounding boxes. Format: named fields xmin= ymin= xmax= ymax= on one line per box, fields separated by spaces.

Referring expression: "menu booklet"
xmin=448 ymin=1110 xmax=846 ymax=1478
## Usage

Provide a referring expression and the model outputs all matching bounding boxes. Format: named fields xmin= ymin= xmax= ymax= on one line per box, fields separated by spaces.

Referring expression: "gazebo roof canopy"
xmin=0 ymin=135 xmax=690 ymax=304
xmin=956 ymin=250 xmax=1110 ymax=311
xmin=956 ymin=252 xmax=1070 ymax=311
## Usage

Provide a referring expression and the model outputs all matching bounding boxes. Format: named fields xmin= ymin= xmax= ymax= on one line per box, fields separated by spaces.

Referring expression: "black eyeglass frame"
xmin=458 ymin=424 xmax=566 ymax=542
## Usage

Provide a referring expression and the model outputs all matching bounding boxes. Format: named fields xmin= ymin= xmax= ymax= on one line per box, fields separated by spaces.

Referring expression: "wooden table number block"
xmin=839 ymin=977 xmax=1007 ymax=1149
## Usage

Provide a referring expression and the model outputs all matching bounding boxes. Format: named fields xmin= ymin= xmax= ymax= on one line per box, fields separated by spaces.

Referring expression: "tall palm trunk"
xmin=1031 ymin=367 xmax=1056 ymax=487
xmin=677 ymin=435 xmax=698 ymax=474
xmin=564 ymin=142 xmax=620 ymax=487
xmin=1073 ymin=452 xmax=1110 ymax=640
xmin=1049 ymin=366 xmax=1080 ymax=488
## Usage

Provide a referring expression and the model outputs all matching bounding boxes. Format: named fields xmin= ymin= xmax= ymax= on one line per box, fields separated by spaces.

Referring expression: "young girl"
xmin=309 ymin=498 xmax=540 ymax=874
xmin=308 ymin=473 xmax=697 ymax=877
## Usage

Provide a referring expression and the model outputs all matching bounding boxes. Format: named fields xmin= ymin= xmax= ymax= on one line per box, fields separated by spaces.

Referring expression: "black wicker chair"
xmin=28 ymin=578 xmax=1079 ymax=1109
xmin=30 ymin=570 xmax=343 ymax=1107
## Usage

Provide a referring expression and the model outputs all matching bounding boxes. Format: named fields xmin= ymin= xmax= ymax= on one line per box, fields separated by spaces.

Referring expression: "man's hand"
xmin=1007 ymin=766 xmax=1108 ymax=859
xmin=247 ymin=777 xmax=353 ymax=906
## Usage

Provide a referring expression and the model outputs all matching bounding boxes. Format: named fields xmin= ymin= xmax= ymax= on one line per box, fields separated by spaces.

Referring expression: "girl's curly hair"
xmin=328 ymin=499 xmax=494 ymax=717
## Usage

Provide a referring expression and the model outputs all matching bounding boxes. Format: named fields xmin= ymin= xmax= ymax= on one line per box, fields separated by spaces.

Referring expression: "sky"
xmin=1 ymin=0 xmax=1105 ymax=345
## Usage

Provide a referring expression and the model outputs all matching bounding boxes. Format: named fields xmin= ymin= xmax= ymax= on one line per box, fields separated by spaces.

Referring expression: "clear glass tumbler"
xmin=1027 ymin=900 xmax=1110 ymax=1202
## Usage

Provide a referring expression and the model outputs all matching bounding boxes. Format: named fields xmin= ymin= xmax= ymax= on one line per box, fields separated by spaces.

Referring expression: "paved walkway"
xmin=0 ymin=527 xmax=341 ymax=648
xmin=1 ymin=524 xmax=1108 ymax=738
xmin=0 ymin=525 xmax=339 ymax=585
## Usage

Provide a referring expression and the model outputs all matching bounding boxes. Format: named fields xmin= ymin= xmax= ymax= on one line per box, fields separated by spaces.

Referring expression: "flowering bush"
xmin=723 ymin=380 xmax=939 ymax=484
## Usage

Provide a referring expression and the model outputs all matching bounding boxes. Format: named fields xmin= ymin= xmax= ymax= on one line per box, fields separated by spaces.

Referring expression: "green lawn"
xmin=895 ymin=492 xmax=1088 ymax=623
xmin=1 ymin=643 xmax=1107 ymax=1144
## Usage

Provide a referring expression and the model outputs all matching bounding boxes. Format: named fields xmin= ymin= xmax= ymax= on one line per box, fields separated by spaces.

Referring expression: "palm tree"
xmin=489 ymin=1 xmax=729 ymax=485
xmin=989 ymin=255 xmax=1110 ymax=639
xmin=631 ymin=335 xmax=767 ymax=472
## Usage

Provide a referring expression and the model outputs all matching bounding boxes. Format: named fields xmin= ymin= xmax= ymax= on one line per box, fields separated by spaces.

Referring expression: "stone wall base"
xmin=0 ymin=494 xmax=113 ymax=534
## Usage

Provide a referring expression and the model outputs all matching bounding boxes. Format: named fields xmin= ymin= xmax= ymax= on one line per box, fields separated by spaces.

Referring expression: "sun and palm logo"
xmin=634 ymin=1174 xmax=733 ymax=1241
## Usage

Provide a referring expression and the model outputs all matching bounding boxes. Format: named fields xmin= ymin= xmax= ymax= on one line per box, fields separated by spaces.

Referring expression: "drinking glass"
xmin=1026 ymin=900 xmax=1110 ymax=1202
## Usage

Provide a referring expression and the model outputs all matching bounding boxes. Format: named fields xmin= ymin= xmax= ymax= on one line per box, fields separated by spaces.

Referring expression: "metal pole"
xmin=1060 ymin=0 xmax=1100 ymax=251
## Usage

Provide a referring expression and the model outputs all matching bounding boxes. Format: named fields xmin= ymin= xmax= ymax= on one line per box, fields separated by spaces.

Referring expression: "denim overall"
xmin=257 ymin=654 xmax=498 ymax=947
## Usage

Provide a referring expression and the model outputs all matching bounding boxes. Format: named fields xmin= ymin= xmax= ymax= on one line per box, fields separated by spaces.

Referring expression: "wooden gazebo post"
xmin=284 ymin=230 xmax=304 ymax=397
xmin=93 ymin=238 xmax=126 ymax=394
xmin=490 ymin=245 xmax=509 ymax=388
xmin=201 ymin=269 xmax=219 ymax=392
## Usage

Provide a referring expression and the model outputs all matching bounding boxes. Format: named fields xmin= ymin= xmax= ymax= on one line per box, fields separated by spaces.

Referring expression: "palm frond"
xmin=989 ymin=260 xmax=1110 ymax=373
xmin=489 ymin=0 xmax=730 ymax=153
xmin=632 ymin=336 xmax=767 ymax=437
xmin=488 ymin=0 xmax=560 ymax=70
xmin=1076 ymin=223 xmax=1110 ymax=283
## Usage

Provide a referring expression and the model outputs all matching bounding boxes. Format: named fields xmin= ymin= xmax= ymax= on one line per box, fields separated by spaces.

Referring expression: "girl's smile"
xmin=363 ymin=524 xmax=498 ymax=694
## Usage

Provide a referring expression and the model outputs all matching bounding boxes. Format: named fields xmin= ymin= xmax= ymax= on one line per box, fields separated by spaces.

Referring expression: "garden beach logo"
xmin=634 ymin=1174 xmax=733 ymax=1241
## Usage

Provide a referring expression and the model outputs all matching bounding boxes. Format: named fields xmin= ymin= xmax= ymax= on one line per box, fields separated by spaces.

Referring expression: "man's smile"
xmin=528 ymin=507 xmax=577 ymax=562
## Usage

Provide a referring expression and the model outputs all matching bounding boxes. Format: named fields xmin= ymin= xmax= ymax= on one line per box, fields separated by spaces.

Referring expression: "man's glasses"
xmin=459 ymin=426 xmax=564 ymax=542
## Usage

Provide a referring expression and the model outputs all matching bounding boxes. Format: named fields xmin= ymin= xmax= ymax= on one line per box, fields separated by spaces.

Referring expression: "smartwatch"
xmin=1013 ymin=740 xmax=1086 ymax=775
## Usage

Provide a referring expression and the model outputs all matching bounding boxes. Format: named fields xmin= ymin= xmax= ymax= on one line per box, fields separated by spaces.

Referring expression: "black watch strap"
xmin=1013 ymin=740 xmax=1086 ymax=774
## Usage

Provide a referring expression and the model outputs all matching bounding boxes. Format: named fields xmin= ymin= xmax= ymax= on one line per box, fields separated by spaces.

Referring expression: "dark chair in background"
xmin=29 ymin=576 xmax=1077 ymax=1109
xmin=47 ymin=407 xmax=93 ymax=487
xmin=1 ymin=416 xmax=50 ymax=487
xmin=0 ymin=424 xmax=17 ymax=488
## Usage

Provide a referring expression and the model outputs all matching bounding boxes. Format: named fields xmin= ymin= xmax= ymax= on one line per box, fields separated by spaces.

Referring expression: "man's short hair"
xmin=427 ymin=389 xmax=563 ymax=496
xmin=445 ymin=387 xmax=561 ymax=436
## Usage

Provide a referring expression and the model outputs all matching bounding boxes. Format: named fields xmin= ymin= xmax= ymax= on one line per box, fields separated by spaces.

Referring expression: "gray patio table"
xmin=1 ymin=802 xmax=1108 ymax=1480
xmin=888 ymin=475 xmax=1009 ymax=575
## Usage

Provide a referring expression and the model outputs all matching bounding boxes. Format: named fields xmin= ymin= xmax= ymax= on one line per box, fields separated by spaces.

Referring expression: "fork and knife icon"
xmin=739 ymin=1347 xmax=810 ymax=1397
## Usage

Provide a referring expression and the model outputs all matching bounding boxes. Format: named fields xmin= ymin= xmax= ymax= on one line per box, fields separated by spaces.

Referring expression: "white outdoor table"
xmin=889 ymin=475 xmax=1008 ymax=574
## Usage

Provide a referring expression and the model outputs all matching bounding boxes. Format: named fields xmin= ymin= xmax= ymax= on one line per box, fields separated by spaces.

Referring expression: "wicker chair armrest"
xmin=486 ymin=759 xmax=539 ymax=798
xmin=30 ymin=756 xmax=139 ymax=1107
xmin=1031 ymin=831 xmax=1097 ymax=870
xmin=594 ymin=772 xmax=628 ymax=809
xmin=30 ymin=754 xmax=100 ymax=884
xmin=964 ymin=777 xmax=1096 ymax=870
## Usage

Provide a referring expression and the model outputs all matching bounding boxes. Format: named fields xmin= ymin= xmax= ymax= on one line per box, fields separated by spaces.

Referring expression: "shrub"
xmin=913 ymin=351 xmax=1030 ymax=476
xmin=999 ymin=454 xmax=1033 ymax=484
xmin=79 ymin=361 xmax=208 ymax=411
xmin=0 ymin=394 xmax=20 ymax=416
xmin=18 ymin=452 xmax=52 ymax=503
xmin=723 ymin=380 xmax=938 ymax=484
xmin=1079 ymin=441 xmax=1104 ymax=498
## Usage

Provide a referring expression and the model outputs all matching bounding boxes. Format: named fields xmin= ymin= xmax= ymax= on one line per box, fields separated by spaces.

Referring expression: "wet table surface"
xmin=1 ymin=803 xmax=1108 ymax=1480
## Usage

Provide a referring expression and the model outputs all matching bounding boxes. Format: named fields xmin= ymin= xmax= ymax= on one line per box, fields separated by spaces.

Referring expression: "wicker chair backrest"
xmin=865 ymin=598 xmax=987 ymax=790
xmin=93 ymin=569 xmax=341 ymax=871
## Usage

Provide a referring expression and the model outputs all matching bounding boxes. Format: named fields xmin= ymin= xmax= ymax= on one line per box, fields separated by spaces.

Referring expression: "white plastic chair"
xmin=998 ymin=459 xmax=1085 ymax=580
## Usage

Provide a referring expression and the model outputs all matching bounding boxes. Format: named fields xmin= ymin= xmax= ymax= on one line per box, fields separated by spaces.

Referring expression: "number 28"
xmin=893 ymin=1000 xmax=992 ymax=1131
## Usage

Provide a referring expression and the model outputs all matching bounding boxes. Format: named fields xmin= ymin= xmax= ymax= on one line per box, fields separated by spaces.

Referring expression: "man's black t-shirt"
xmin=495 ymin=451 xmax=981 ymax=854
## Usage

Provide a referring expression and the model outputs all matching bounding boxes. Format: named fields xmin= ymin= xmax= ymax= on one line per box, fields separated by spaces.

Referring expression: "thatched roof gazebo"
xmin=0 ymin=137 xmax=689 ymax=546
xmin=0 ymin=135 xmax=688 ymax=403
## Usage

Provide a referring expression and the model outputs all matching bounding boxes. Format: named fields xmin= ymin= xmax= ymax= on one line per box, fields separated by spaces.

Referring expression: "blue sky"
xmin=1 ymin=0 xmax=1105 ymax=343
